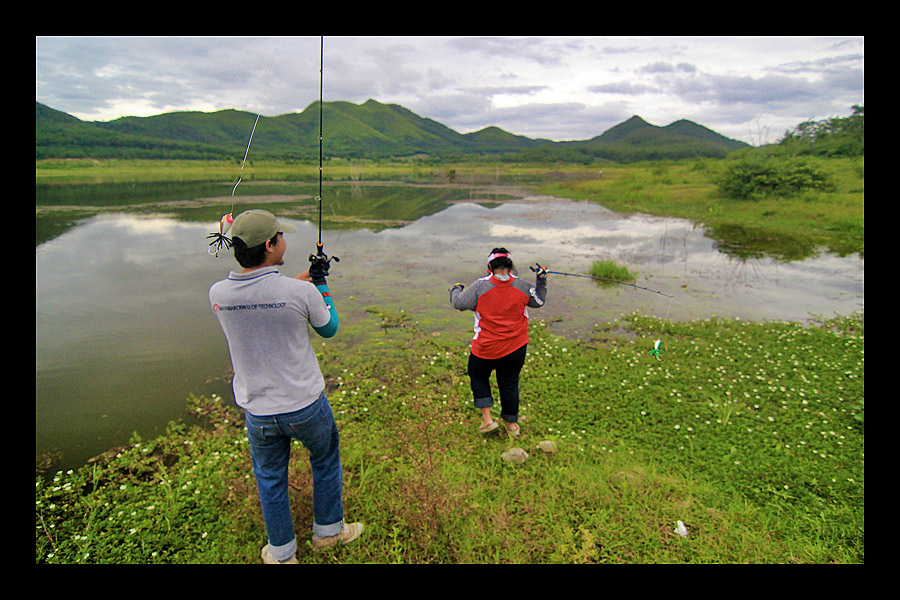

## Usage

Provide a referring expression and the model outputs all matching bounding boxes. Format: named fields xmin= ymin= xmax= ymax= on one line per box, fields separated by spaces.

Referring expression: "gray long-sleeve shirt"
xmin=450 ymin=273 xmax=546 ymax=359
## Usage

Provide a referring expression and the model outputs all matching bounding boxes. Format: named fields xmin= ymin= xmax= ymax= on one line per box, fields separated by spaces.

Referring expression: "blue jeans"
xmin=244 ymin=392 xmax=344 ymax=561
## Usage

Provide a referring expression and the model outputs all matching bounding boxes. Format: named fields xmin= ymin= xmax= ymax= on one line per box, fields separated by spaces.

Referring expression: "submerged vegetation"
xmin=36 ymin=311 xmax=863 ymax=563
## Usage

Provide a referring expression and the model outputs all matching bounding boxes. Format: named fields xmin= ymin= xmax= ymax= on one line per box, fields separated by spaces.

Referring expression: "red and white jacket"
xmin=450 ymin=273 xmax=547 ymax=359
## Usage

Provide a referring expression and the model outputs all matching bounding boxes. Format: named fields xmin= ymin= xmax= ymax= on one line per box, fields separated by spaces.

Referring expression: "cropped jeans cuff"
xmin=473 ymin=396 xmax=493 ymax=409
xmin=314 ymin=519 xmax=344 ymax=539
xmin=268 ymin=536 xmax=297 ymax=562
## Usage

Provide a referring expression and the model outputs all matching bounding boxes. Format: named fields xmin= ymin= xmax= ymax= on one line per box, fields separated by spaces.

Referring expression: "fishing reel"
xmin=529 ymin=263 xmax=548 ymax=278
xmin=309 ymin=242 xmax=341 ymax=283
xmin=308 ymin=241 xmax=339 ymax=266
xmin=308 ymin=242 xmax=340 ymax=285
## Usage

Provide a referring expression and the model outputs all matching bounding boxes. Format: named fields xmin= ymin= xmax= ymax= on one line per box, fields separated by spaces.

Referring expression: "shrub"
xmin=717 ymin=155 xmax=833 ymax=200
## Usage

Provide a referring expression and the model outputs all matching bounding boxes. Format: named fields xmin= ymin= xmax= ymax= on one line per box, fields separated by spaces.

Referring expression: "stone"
xmin=537 ymin=440 xmax=558 ymax=454
xmin=501 ymin=447 xmax=529 ymax=464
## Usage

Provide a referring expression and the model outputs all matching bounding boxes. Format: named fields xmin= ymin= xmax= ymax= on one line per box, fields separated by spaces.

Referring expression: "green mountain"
xmin=592 ymin=114 xmax=655 ymax=143
xmin=530 ymin=115 xmax=750 ymax=163
xmin=591 ymin=115 xmax=747 ymax=150
xmin=35 ymin=100 xmax=747 ymax=162
xmin=35 ymin=102 xmax=238 ymax=160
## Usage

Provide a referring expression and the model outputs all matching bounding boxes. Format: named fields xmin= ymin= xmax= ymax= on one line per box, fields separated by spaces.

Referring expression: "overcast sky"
xmin=36 ymin=36 xmax=864 ymax=145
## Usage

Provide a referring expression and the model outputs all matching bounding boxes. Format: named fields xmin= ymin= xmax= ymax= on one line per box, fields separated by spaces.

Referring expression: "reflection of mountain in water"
xmin=309 ymin=184 xmax=515 ymax=232
xmin=37 ymin=180 xmax=861 ymax=265
xmin=35 ymin=181 xmax=517 ymax=246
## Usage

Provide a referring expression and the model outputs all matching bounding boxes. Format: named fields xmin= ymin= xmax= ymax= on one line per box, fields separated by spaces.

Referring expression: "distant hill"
xmin=35 ymin=102 xmax=237 ymax=160
xmin=35 ymin=100 xmax=748 ymax=162
xmin=591 ymin=115 xmax=747 ymax=150
xmin=521 ymin=115 xmax=751 ymax=163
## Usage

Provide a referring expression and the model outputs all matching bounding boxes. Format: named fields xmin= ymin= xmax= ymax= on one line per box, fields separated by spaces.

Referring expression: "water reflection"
xmin=35 ymin=182 xmax=864 ymax=473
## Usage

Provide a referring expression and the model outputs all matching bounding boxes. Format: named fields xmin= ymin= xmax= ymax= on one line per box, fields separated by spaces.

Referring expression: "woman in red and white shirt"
xmin=450 ymin=248 xmax=547 ymax=436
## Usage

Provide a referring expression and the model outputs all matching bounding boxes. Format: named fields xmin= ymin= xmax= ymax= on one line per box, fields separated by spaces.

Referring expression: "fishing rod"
xmin=530 ymin=263 xmax=674 ymax=298
xmin=309 ymin=35 xmax=339 ymax=267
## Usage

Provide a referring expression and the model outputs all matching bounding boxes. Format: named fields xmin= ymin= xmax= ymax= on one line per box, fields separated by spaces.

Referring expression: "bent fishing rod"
xmin=207 ymin=36 xmax=339 ymax=268
xmin=207 ymin=38 xmax=281 ymax=257
xmin=530 ymin=263 xmax=674 ymax=298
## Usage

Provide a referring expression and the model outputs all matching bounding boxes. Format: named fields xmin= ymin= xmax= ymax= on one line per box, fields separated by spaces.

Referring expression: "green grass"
xmin=34 ymin=158 xmax=550 ymax=186
xmin=538 ymin=157 xmax=864 ymax=260
xmin=590 ymin=260 xmax=637 ymax=286
xmin=36 ymin=310 xmax=864 ymax=564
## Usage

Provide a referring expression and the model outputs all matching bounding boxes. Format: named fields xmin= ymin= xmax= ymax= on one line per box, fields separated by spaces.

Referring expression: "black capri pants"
xmin=467 ymin=343 xmax=528 ymax=423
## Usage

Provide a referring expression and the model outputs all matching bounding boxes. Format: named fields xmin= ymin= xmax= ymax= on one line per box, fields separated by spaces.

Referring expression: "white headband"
xmin=487 ymin=251 xmax=510 ymax=264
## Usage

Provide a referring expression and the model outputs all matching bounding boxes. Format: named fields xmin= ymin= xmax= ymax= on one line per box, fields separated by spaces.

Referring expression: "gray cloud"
xmin=638 ymin=62 xmax=697 ymax=74
xmin=36 ymin=36 xmax=864 ymax=144
xmin=774 ymin=53 xmax=864 ymax=75
xmin=673 ymin=73 xmax=819 ymax=105
xmin=461 ymin=84 xmax=550 ymax=97
xmin=445 ymin=36 xmax=572 ymax=67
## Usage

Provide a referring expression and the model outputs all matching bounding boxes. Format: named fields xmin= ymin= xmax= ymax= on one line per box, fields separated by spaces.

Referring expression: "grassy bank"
xmin=36 ymin=310 xmax=864 ymax=564
xmin=537 ymin=157 xmax=864 ymax=259
xmin=34 ymin=158 xmax=556 ymax=186
xmin=35 ymin=158 xmax=418 ymax=185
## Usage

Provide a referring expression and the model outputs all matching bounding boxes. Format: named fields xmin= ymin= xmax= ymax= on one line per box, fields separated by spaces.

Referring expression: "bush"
xmin=717 ymin=155 xmax=834 ymax=200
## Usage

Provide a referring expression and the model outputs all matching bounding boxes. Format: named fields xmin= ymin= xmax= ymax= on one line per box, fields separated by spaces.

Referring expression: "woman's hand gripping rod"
xmin=530 ymin=263 xmax=673 ymax=298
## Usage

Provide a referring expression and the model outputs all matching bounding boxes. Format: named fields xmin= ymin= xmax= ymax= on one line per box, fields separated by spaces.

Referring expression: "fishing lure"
xmin=207 ymin=213 xmax=234 ymax=257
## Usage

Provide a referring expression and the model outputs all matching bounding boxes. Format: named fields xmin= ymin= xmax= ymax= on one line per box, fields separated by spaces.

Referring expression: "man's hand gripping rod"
xmin=310 ymin=241 xmax=339 ymax=267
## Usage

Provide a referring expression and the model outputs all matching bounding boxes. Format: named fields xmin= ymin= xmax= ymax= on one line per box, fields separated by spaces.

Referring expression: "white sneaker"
xmin=261 ymin=544 xmax=298 ymax=564
xmin=312 ymin=521 xmax=364 ymax=551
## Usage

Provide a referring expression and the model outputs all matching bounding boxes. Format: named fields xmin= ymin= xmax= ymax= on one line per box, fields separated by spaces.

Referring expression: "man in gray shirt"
xmin=209 ymin=209 xmax=363 ymax=564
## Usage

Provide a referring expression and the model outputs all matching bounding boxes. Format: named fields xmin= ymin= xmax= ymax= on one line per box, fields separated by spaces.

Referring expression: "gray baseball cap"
xmin=230 ymin=209 xmax=297 ymax=247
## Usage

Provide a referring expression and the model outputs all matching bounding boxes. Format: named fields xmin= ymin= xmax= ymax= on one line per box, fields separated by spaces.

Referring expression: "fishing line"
xmin=208 ymin=37 xmax=281 ymax=257
xmin=530 ymin=264 xmax=674 ymax=298
xmin=231 ymin=38 xmax=281 ymax=213
xmin=650 ymin=293 xmax=675 ymax=360
xmin=531 ymin=263 xmax=675 ymax=359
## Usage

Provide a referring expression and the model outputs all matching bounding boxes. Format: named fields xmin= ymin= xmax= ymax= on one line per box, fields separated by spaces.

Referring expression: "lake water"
xmin=35 ymin=182 xmax=864 ymax=473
